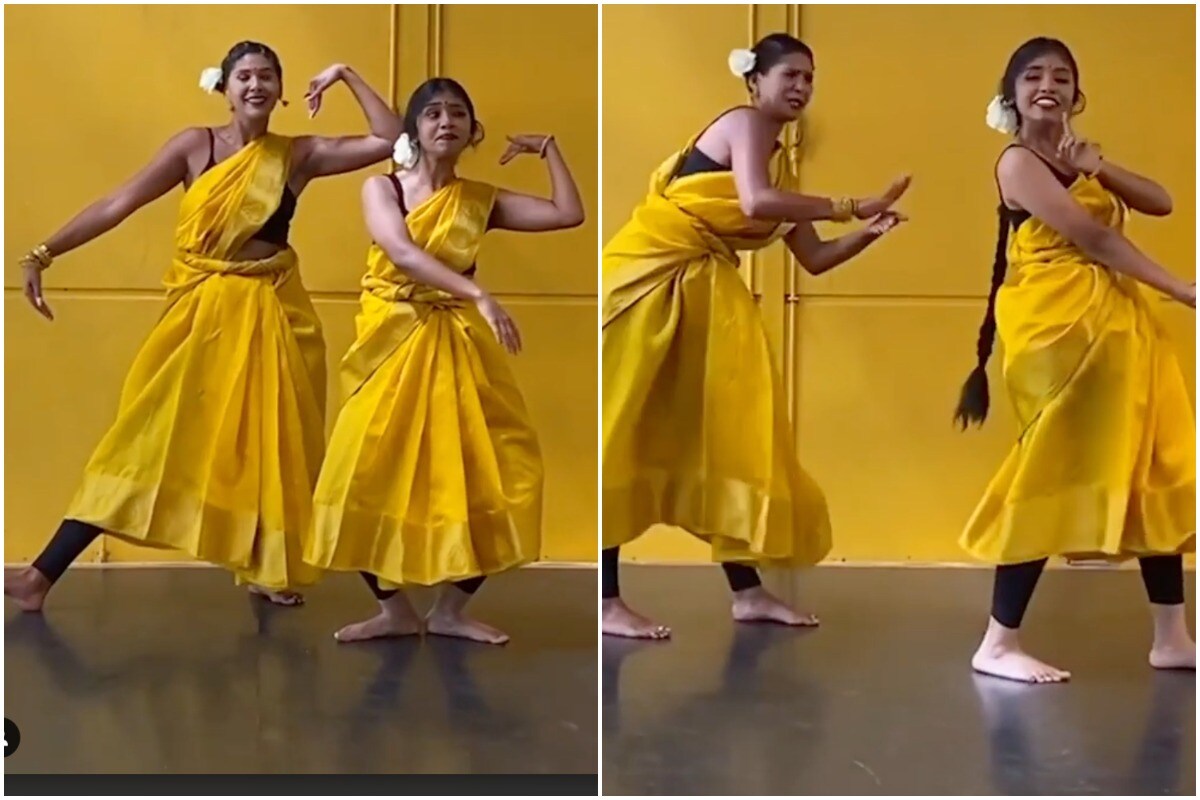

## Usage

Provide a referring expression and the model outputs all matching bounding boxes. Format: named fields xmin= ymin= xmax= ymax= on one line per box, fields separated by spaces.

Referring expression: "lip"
xmin=785 ymin=97 xmax=806 ymax=110
xmin=434 ymin=133 xmax=459 ymax=142
xmin=1033 ymin=96 xmax=1060 ymax=108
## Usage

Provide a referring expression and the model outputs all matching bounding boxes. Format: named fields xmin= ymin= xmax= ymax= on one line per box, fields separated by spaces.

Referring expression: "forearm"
xmin=387 ymin=244 xmax=484 ymax=300
xmin=805 ymin=227 xmax=878 ymax=275
xmin=340 ymin=66 xmax=402 ymax=142
xmin=1097 ymin=161 xmax=1172 ymax=215
xmin=41 ymin=198 xmax=128 ymax=260
xmin=748 ymin=188 xmax=843 ymax=223
xmin=542 ymin=140 xmax=584 ymax=226
xmin=1085 ymin=228 xmax=1189 ymax=299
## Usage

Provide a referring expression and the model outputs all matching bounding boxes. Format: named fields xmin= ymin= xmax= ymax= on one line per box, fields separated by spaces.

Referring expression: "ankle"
xmin=981 ymin=617 xmax=1022 ymax=650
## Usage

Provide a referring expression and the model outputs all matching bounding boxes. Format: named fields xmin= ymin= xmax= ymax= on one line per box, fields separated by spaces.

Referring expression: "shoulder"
xmin=995 ymin=145 xmax=1041 ymax=183
xmin=165 ymin=126 xmax=210 ymax=153
xmin=362 ymin=173 xmax=399 ymax=200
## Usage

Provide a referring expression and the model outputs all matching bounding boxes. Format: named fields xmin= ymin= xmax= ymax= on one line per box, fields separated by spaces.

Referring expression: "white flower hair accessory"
xmin=199 ymin=67 xmax=223 ymax=95
xmin=985 ymin=95 xmax=1019 ymax=135
xmin=393 ymin=133 xmax=419 ymax=170
xmin=728 ymin=48 xmax=757 ymax=78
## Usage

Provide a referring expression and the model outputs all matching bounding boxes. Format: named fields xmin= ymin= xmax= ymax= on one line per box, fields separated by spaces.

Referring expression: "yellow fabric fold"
xmin=961 ymin=176 xmax=1196 ymax=564
xmin=602 ymin=127 xmax=831 ymax=567
xmin=66 ymin=133 xmax=326 ymax=589
xmin=305 ymin=178 xmax=544 ymax=586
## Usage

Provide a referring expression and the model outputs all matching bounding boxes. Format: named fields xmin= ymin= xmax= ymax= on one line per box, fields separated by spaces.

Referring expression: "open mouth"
xmin=785 ymin=97 xmax=806 ymax=110
xmin=435 ymin=133 xmax=459 ymax=142
xmin=245 ymin=96 xmax=268 ymax=107
xmin=1033 ymin=96 xmax=1060 ymax=109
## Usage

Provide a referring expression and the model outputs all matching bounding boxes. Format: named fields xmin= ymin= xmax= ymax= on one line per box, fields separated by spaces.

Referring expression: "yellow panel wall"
xmin=4 ymin=5 xmax=598 ymax=564
xmin=602 ymin=4 xmax=1195 ymax=564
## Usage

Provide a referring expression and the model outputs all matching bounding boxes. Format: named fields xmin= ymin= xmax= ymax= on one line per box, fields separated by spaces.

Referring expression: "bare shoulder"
xmin=995 ymin=146 xmax=1044 ymax=187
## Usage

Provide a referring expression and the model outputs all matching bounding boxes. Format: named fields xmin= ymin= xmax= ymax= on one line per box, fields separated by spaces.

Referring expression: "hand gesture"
xmin=22 ymin=261 xmax=53 ymax=320
xmin=475 ymin=292 xmax=523 ymax=354
xmin=1057 ymin=111 xmax=1102 ymax=175
xmin=304 ymin=64 xmax=347 ymax=119
xmin=856 ymin=175 xmax=912 ymax=219
xmin=499 ymin=134 xmax=551 ymax=166
xmin=865 ymin=211 xmax=908 ymax=238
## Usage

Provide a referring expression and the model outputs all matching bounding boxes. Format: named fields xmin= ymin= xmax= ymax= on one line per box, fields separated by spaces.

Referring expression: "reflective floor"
xmin=603 ymin=565 xmax=1196 ymax=796
xmin=5 ymin=567 xmax=596 ymax=774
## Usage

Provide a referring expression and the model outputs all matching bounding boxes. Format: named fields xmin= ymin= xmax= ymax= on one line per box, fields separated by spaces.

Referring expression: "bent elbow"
xmin=740 ymin=192 xmax=768 ymax=220
xmin=560 ymin=209 xmax=586 ymax=229
xmin=1150 ymin=196 xmax=1173 ymax=217
xmin=1074 ymin=223 xmax=1119 ymax=258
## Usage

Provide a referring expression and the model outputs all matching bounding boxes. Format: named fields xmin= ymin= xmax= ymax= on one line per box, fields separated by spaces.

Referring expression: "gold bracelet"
xmin=22 ymin=243 xmax=53 ymax=271
xmin=830 ymin=197 xmax=854 ymax=223
xmin=539 ymin=136 xmax=554 ymax=159
xmin=1084 ymin=158 xmax=1103 ymax=180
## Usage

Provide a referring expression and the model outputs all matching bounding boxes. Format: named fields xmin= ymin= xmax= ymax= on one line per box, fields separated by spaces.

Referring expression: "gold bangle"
xmin=1085 ymin=158 xmax=1103 ymax=180
xmin=539 ymin=136 xmax=554 ymax=159
xmin=831 ymin=197 xmax=854 ymax=223
xmin=22 ymin=244 xmax=52 ymax=270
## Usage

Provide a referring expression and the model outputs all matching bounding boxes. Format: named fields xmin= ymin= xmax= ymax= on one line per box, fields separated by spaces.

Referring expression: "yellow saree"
xmin=961 ymin=175 xmax=1196 ymax=564
xmin=602 ymin=129 xmax=831 ymax=567
xmin=305 ymin=178 xmax=543 ymax=586
xmin=65 ymin=133 xmax=326 ymax=590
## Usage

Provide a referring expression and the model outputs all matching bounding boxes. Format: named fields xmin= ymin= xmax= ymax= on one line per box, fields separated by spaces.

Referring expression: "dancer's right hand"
xmin=22 ymin=262 xmax=53 ymax=320
xmin=475 ymin=292 xmax=523 ymax=354
xmin=856 ymin=175 xmax=912 ymax=219
xmin=1178 ymin=282 xmax=1196 ymax=309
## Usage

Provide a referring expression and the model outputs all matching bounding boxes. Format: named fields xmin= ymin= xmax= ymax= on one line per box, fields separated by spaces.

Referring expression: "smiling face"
xmin=751 ymin=50 xmax=814 ymax=122
xmin=224 ymin=53 xmax=281 ymax=120
xmin=1013 ymin=51 xmax=1077 ymax=125
xmin=414 ymin=91 xmax=474 ymax=159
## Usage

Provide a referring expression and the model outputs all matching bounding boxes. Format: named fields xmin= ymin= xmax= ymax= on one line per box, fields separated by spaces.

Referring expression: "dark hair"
xmin=402 ymin=77 xmax=485 ymax=147
xmin=216 ymin=41 xmax=283 ymax=93
xmin=744 ymin=33 xmax=814 ymax=87
xmin=954 ymin=37 xmax=1083 ymax=429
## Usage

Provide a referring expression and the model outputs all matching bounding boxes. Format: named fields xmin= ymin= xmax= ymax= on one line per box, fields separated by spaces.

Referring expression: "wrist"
xmin=467 ymin=285 xmax=487 ymax=302
xmin=539 ymin=135 xmax=555 ymax=159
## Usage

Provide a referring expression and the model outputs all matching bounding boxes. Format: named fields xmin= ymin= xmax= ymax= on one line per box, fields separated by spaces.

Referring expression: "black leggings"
xmin=992 ymin=554 xmax=1186 ymax=629
xmin=600 ymin=546 xmax=761 ymax=599
xmin=360 ymin=572 xmax=485 ymax=601
xmin=32 ymin=519 xmax=103 ymax=583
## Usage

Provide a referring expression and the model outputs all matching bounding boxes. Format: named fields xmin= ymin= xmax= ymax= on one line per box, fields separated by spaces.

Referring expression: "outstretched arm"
xmin=784 ymin=213 xmax=906 ymax=276
xmin=489 ymin=135 xmax=585 ymax=232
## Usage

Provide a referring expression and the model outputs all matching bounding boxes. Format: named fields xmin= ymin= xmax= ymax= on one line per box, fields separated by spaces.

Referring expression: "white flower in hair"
xmin=393 ymin=133 xmax=419 ymax=170
xmin=198 ymin=67 xmax=223 ymax=94
xmin=985 ymin=95 xmax=1019 ymax=135
xmin=728 ymin=48 xmax=757 ymax=77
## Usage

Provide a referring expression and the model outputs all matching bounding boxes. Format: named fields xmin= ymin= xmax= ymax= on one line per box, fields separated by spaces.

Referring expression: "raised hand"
xmin=499 ymin=134 xmax=552 ymax=166
xmin=856 ymin=174 xmax=912 ymax=219
xmin=1057 ymin=111 xmax=1102 ymax=175
xmin=304 ymin=64 xmax=347 ymax=119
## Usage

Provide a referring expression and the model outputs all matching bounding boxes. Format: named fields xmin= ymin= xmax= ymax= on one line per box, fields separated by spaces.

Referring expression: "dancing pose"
xmin=957 ymin=37 xmax=1196 ymax=683
xmin=601 ymin=34 xmax=910 ymax=639
xmin=6 ymin=42 xmax=401 ymax=610
xmin=304 ymin=78 xmax=584 ymax=645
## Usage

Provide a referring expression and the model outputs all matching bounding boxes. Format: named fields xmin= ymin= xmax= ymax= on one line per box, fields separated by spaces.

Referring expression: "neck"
xmin=1017 ymin=120 xmax=1063 ymax=154
xmin=416 ymin=154 xmax=458 ymax=188
xmin=749 ymin=101 xmax=787 ymax=139
xmin=227 ymin=115 xmax=270 ymax=144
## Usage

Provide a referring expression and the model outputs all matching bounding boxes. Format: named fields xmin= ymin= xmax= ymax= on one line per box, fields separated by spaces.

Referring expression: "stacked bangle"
xmin=21 ymin=243 xmax=53 ymax=271
xmin=831 ymin=197 xmax=857 ymax=223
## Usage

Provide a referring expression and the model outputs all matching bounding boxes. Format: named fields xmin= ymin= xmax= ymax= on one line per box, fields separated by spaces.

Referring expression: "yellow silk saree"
xmin=602 ymin=128 xmax=831 ymax=567
xmin=66 ymin=133 xmax=326 ymax=589
xmin=962 ymin=175 xmax=1195 ymax=564
xmin=305 ymin=178 xmax=543 ymax=586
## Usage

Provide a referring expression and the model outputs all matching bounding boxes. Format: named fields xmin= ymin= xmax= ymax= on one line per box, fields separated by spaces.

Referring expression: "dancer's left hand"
xmin=499 ymin=134 xmax=552 ymax=165
xmin=304 ymin=64 xmax=347 ymax=119
xmin=865 ymin=211 xmax=907 ymax=238
xmin=1057 ymin=111 xmax=1102 ymax=175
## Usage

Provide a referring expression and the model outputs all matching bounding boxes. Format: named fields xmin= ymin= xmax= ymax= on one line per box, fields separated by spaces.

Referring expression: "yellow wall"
xmin=603 ymin=4 xmax=1196 ymax=564
xmin=4 ymin=4 xmax=598 ymax=564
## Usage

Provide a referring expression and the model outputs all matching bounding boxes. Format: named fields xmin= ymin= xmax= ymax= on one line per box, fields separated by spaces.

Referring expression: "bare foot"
xmin=4 ymin=567 xmax=51 ymax=613
xmin=425 ymin=610 xmax=509 ymax=645
xmin=731 ymin=586 xmax=819 ymax=627
xmin=1149 ymin=644 xmax=1196 ymax=670
xmin=602 ymin=597 xmax=671 ymax=640
xmin=972 ymin=637 xmax=1070 ymax=684
xmin=335 ymin=611 xmax=423 ymax=643
xmin=248 ymin=585 xmax=305 ymax=607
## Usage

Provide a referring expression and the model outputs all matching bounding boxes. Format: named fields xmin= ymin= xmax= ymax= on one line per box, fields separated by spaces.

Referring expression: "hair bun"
xmin=728 ymin=48 xmax=757 ymax=77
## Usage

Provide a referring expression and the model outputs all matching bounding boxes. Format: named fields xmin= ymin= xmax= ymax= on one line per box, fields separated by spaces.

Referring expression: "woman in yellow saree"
xmin=304 ymin=78 xmax=584 ymax=645
xmin=7 ymin=42 xmax=402 ymax=611
xmin=955 ymin=38 xmax=1195 ymax=683
xmin=602 ymin=34 xmax=911 ymax=639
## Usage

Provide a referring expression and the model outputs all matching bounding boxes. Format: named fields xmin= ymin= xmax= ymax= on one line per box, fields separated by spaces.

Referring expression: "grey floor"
xmin=5 ymin=566 xmax=596 ymax=774
xmin=603 ymin=565 xmax=1196 ymax=796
